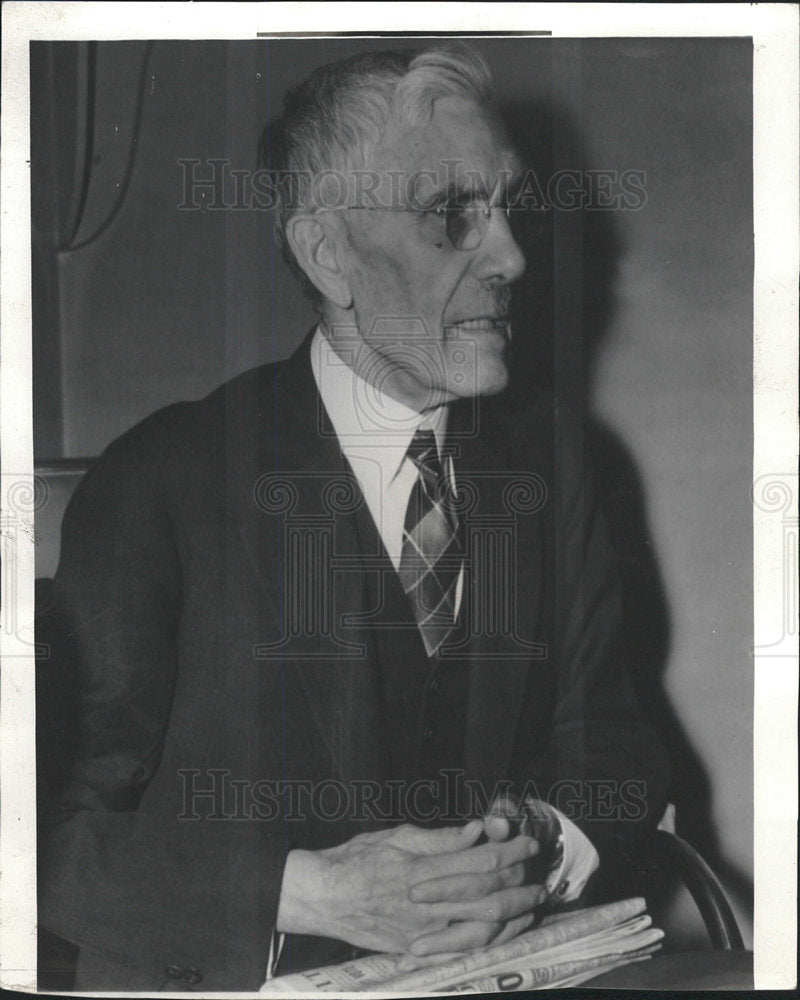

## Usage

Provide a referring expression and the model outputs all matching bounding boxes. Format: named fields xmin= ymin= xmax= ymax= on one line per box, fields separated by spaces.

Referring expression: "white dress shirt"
xmin=310 ymin=328 xmax=454 ymax=567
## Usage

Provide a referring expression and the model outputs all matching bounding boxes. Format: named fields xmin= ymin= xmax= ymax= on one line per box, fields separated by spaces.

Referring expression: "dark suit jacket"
xmin=38 ymin=334 xmax=669 ymax=990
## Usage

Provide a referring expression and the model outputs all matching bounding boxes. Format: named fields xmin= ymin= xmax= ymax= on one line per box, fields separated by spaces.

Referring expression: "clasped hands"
xmin=276 ymin=796 xmax=546 ymax=964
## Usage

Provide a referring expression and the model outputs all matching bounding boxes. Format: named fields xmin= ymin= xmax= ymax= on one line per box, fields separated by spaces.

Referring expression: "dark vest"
xmin=351 ymin=472 xmax=471 ymax=826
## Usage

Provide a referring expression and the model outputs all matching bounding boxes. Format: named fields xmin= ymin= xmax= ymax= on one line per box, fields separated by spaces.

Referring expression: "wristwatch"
xmin=515 ymin=797 xmax=566 ymax=897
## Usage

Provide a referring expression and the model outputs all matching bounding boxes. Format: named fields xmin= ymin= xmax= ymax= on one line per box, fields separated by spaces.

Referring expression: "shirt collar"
xmin=310 ymin=326 xmax=449 ymax=485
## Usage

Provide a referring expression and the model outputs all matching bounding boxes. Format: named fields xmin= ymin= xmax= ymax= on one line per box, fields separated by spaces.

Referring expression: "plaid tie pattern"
xmin=398 ymin=429 xmax=462 ymax=656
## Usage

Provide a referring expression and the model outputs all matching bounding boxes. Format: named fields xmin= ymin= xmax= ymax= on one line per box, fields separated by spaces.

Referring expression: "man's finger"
xmin=484 ymin=794 xmax=523 ymax=842
xmin=395 ymin=950 xmax=462 ymax=973
xmin=408 ymin=861 xmax=527 ymax=903
xmin=481 ymin=910 xmax=537 ymax=948
xmin=426 ymin=883 xmax=545 ymax=924
xmin=408 ymin=907 xmax=537 ymax=958
xmin=409 ymin=834 xmax=537 ymax=884
xmin=409 ymin=919 xmax=504 ymax=956
xmin=398 ymin=819 xmax=483 ymax=856
xmin=483 ymin=815 xmax=512 ymax=842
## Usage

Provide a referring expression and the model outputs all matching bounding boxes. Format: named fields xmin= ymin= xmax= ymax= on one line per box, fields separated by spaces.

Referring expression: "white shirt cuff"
xmin=522 ymin=798 xmax=599 ymax=904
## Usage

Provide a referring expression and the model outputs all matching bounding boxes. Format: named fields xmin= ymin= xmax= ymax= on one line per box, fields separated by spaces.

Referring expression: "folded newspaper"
xmin=264 ymin=897 xmax=663 ymax=993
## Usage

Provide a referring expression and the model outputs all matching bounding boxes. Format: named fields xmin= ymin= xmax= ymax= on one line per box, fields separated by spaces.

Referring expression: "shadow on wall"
xmin=504 ymin=95 xmax=753 ymax=939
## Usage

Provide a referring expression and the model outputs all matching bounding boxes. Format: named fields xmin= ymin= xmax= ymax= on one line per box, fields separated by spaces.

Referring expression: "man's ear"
xmin=284 ymin=214 xmax=353 ymax=309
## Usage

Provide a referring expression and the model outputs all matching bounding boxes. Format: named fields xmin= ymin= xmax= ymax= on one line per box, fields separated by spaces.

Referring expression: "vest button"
xmin=429 ymin=677 xmax=439 ymax=694
xmin=423 ymin=727 xmax=434 ymax=741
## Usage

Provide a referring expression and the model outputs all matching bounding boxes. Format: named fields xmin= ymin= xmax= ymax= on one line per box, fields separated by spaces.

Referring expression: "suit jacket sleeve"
xmin=515 ymin=408 xmax=671 ymax=896
xmin=37 ymin=411 xmax=288 ymax=990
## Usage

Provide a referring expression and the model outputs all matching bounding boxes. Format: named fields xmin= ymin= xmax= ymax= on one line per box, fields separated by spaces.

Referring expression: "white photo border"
xmin=2 ymin=2 xmax=797 ymax=993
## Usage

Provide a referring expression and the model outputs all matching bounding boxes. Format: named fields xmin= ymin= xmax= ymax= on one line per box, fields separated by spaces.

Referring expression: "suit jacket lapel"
xmin=235 ymin=333 xmax=385 ymax=788
xmin=448 ymin=396 xmax=548 ymax=792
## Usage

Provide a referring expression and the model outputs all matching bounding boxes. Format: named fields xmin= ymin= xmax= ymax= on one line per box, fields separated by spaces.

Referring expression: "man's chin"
xmin=449 ymin=360 xmax=510 ymax=400
xmin=475 ymin=369 xmax=511 ymax=397
xmin=474 ymin=341 xmax=511 ymax=396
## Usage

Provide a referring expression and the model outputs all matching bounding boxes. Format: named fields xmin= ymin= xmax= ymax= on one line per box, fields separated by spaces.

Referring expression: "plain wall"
xmin=31 ymin=36 xmax=753 ymax=943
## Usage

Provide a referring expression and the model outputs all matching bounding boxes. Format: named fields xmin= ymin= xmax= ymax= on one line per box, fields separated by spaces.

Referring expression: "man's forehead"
xmin=370 ymin=96 xmax=524 ymax=194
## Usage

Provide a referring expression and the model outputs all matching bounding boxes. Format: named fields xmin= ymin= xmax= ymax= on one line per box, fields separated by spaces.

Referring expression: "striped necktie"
xmin=398 ymin=429 xmax=462 ymax=657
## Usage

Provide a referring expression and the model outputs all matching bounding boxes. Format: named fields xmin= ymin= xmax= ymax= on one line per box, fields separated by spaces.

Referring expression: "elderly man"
xmin=39 ymin=43 xmax=669 ymax=991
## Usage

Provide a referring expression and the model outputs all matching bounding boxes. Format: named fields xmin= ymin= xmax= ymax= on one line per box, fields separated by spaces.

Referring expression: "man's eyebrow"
xmin=422 ymin=173 xmax=513 ymax=207
xmin=419 ymin=179 xmax=481 ymax=207
xmin=412 ymin=168 xmax=524 ymax=209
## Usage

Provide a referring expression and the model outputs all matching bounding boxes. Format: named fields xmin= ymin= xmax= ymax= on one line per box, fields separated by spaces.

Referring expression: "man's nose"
xmin=474 ymin=208 xmax=527 ymax=284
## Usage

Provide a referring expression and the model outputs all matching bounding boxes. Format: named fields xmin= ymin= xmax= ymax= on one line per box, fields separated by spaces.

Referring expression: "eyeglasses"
xmin=326 ymin=182 xmax=545 ymax=252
